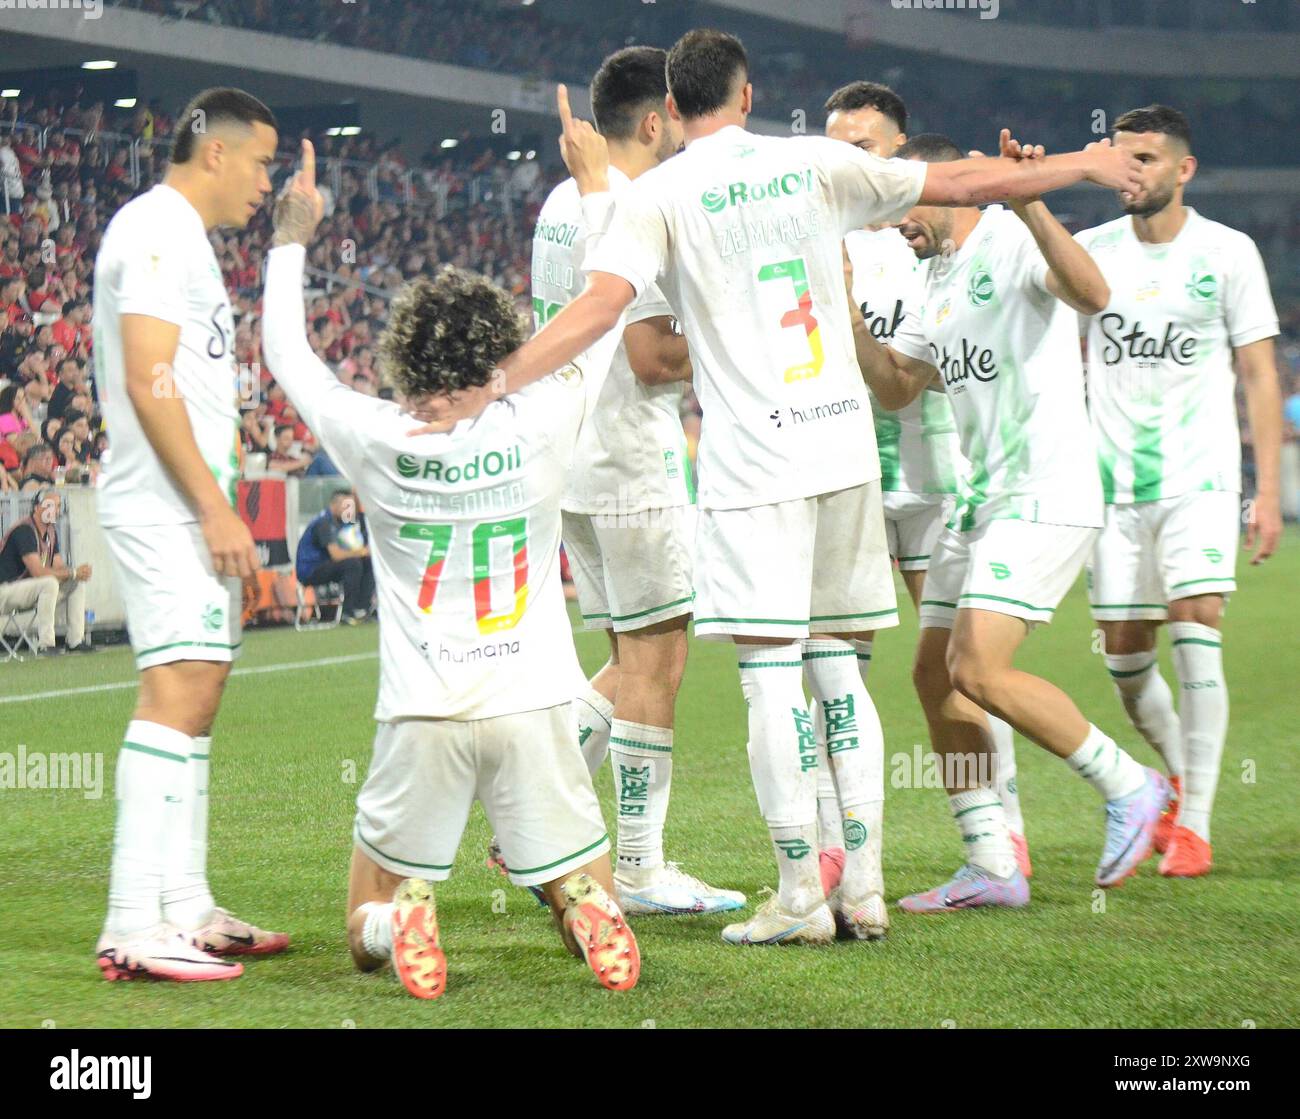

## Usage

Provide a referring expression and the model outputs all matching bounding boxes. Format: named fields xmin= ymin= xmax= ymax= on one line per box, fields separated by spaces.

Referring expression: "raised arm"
xmin=262 ymin=140 xmax=358 ymax=440
xmin=920 ymin=132 xmax=1142 ymax=208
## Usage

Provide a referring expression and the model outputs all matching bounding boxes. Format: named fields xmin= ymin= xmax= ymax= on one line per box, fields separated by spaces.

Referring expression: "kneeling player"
xmin=852 ymin=133 xmax=1169 ymax=909
xmin=263 ymin=145 xmax=637 ymax=998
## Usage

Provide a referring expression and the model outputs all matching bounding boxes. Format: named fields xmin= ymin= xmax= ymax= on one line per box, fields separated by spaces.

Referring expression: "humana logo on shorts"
xmin=700 ymin=168 xmax=814 ymax=213
xmin=397 ymin=446 xmax=523 ymax=484
xmin=50 ymin=1051 xmax=150 ymax=1099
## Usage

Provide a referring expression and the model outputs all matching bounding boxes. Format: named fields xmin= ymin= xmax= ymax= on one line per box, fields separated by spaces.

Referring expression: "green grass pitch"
xmin=2 ymin=532 xmax=1296 ymax=1029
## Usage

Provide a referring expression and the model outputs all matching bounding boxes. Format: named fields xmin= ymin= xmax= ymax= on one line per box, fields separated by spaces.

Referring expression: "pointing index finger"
xmin=557 ymin=83 xmax=574 ymax=135
xmin=300 ymin=138 xmax=316 ymax=188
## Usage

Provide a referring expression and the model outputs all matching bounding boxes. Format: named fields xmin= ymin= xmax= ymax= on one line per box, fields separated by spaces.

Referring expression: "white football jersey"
xmin=1074 ymin=208 xmax=1279 ymax=503
xmin=584 ymin=125 xmax=927 ymax=510
xmin=891 ymin=206 xmax=1103 ymax=531
xmin=846 ymin=227 xmax=963 ymax=496
xmin=263 ymin=245 xmax=588 ymax=722
xmin=94 ymin=184 xmax=241 ymax=527
xmin=532 ymin=168 xmax=693 ymax=516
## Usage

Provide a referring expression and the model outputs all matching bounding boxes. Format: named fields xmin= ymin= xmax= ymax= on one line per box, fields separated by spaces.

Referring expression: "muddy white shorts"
xmin=562 ymin=506 xmax=695 ymax=632
xmin=353 ymin=703 xmax=610 ymax=889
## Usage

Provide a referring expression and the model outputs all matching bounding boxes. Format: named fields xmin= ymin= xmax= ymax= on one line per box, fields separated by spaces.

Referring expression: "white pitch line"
xmin=0 ymin=651 xmax=379 ymax=706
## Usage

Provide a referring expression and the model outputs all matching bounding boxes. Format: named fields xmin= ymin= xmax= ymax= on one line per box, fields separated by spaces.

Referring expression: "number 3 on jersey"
xmin=400 ymin=518 xmax=528 ymax=634
xmin=758 ymin=257 xmax=824 ymax=383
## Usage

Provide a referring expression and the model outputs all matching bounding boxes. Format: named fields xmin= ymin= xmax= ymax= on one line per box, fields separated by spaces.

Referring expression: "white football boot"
xmin=720 ymin=889 xmax=835 ymax=946
xmin=615 ymin=862 xmax=746 ymax=916
xmin=96 ymin=926 xmax=243 ymax=982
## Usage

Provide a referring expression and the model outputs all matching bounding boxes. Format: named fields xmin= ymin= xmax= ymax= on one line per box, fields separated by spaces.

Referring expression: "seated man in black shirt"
xmin=0 ymin=488 xmax=94 ymax=653
xmin=295 ymin=489 xmax=373 ymax=624
xmin=18 ymin=442 xmax=56 ymax=493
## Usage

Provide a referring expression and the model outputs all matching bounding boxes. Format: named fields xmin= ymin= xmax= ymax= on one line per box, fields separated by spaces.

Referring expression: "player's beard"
xmin=654 ymin=128 xmax=680 ymax=165
xmin=1122 ymin=178 xmax=1176 ymax=217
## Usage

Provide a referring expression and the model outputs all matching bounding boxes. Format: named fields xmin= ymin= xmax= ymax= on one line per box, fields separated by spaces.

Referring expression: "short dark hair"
xmin=896 ymin=133 xmax=965 ymax=163
xmin=330 ymin=488 xmax=352 ymax=503
xmin=171 ymin=88 xmax=277 ymax=164
xmin=379 ymin=267 xmax=525 ymax=399
xmin=823 ymin=81 xmax=907 ymax=134
xmin=591 ymin=47 xmax=670 ymax=142
xmin=22 ymin=442 xmax=54 ymax=468
xmin=666 ymin=29 xmax=749 ymax=120
xmin=62 ymin=408 xmax=86 ymax=427
xmin=274 ymin=424 xmax=293 ymax=437
xmin=1113 ymin=104 xmax=1192 ymax=152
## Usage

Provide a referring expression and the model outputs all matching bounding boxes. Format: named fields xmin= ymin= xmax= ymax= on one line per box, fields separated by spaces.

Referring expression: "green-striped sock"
xmin=609 ymin=720 xmax=673 ymax=871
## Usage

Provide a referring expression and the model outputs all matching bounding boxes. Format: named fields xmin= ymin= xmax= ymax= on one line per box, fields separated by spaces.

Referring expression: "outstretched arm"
xmin=920 ymin=131 xmax=1142 ymax=207
xmin=995 ymin=134 xmax=1111 ymax=315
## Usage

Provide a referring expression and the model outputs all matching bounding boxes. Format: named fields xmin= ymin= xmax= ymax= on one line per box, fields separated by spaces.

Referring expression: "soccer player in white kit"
xmin=822 ymin=81 xmax=1031 ymax=882
xmin=93 ymin=89 xmax=289 ymax=982
xmin=263 ymin=143 xmax=638 ymax=998
xmin=1076 ymin=105 xmax=1283 ymax=878
xmin=850 ymin=132 xmax=1170 ymax=910
xmin=410 ymin=30 xmax=1144 ymax=945
xmin=535 ymin=50 xmax=743 ymax=916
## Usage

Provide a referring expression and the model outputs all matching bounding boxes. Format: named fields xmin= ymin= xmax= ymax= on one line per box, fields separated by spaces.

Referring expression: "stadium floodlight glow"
xmin=1 ymin=89 xmax=19 ymax=99
xmin=326 ymin=127 xmax=342 ymax=136
xmin=114 ymin=98 xmax=137 ymax=109
xmin=339 ymin=126 xmax=361 ymax=136
xmin=440 ymin=138 xmax=458 ymax=149
xmin=507 ymin=150 xmax=521 ymax=160
xmin=525 ymin=150 xmax=536 ymax=160
xmin=81 ymin=60 xmax=118 ymax=70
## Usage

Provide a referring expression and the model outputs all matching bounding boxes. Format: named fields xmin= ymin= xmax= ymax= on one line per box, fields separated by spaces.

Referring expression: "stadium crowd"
xmin=0 ymin=75 xmax=1297 ymax=511
xmin=110 ymin=0 xmax=1300 ymax=169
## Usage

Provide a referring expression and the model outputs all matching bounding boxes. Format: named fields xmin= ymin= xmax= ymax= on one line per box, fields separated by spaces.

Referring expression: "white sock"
xmin=1063 ymin=724 xmax=1146 ymax=801
xmin=104 ymin=721 xmax=193 ymax=938
xmin=949 ymin=788 xmax=1017 ymax=878
xmin=738 ymin=642 xmax=822 ymax=914
xmin=1170 ymin=622 xmax=1228 ymax=842
xmin=813 ymin=704 xmax=844 ymax=849
xmin=988 ymin=716 xmax=1024 ymax=835
xmin=609 ymin=719 xmax=672 ymax=872
xmin=1105 ymin=651 xmax=1184 ymax=778
xmin=802 ymin=638 xmax=885 ymax=900
xmin=360 ymin=901 xmax=394 ymax=962
xmin=574 ymin=685 xmax=614 ymax=778
xmin=162 ymin=734 xmax=216 ymax=930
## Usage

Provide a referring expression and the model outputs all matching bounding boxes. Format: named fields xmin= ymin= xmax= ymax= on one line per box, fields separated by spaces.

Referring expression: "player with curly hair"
xmin=261 ymin=141 xmax=639 ymax=998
